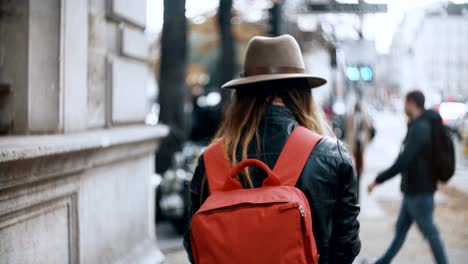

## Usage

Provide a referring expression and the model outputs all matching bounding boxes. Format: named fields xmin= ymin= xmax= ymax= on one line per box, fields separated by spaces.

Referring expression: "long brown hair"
xmin=204 ymin=78 xmax=330 ymax=190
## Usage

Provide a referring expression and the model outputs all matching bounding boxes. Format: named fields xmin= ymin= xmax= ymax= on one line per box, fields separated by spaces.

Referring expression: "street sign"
xmin=306 ymin=3 xmax=387 ymax=14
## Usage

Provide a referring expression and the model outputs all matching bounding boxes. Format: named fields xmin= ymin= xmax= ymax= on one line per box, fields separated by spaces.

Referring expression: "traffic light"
xmin=360 ymin=66 xmax=373 ymax=81
xmin=346 ymin=66 xmax=373 ymax=82
xmin=346 ymin=66 xmax=360 ymax=81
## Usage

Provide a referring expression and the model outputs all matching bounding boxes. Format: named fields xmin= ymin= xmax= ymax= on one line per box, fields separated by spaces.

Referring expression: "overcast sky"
xmin=146 ymin=0 xmax=468 ymax=54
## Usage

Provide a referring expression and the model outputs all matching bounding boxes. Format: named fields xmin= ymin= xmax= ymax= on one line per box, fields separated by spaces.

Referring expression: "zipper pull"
xmin=298 ymin=205 xmax=306 ymax=217
xmin=279 ymin=203 xmax=306 ymax=217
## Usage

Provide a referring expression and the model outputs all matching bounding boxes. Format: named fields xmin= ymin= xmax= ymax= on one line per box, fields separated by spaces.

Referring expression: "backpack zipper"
xmin=299 ymin=207 xmax=319 ymax=264
xmin=202 ymin=202 xmax=280 ymax=215
xmin=204 ymin=202 xmax=305 ymax=215
xmin=298 ymin=205 xmax=306 ymax=217
xmin=279 ymin=202 xmax=306 ymax=217
xmin=280 ymin=202 xmax=316 ymax=263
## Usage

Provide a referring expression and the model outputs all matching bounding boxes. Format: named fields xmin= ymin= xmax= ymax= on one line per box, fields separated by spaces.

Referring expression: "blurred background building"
xmin=388 ymin=2 xmax=468 ymax=104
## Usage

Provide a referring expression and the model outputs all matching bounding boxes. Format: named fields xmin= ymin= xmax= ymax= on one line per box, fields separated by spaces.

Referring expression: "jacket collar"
xmin=264 ymin=105 xmax=295 ymax=121
xmin=408 ymin=110 xmax=426 ymax=127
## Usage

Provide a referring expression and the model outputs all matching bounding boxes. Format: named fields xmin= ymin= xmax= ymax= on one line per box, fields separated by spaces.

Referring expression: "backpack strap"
xmin=203 ymin=139 xmax=233 ymax=193
xmin=203 ymin=127 xmax=322 ymax=192
xmin=273 ymin=126 xmax=323 ymax=186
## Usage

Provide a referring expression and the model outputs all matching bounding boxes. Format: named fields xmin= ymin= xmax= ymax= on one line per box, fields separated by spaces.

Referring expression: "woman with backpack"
xmin=183 ymin=35 xmax=361 ymax=264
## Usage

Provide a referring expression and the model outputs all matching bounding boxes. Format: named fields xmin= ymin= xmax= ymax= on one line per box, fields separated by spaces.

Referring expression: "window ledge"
xmin=0 ymin=124 xmax=169 ymax=163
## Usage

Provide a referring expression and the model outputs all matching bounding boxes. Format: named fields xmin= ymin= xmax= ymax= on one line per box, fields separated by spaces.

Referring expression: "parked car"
xmin=156 ymin=142 xmax=204 ymax=234
xmin=458 ymin=110 xmax=468 ymax=155
xmin=435 ymin=101 xmax=467 ymax=140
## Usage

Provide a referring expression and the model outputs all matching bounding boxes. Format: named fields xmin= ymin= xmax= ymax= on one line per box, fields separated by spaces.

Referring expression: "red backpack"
xmin=190 ymin=126 xmax=322 ymax=264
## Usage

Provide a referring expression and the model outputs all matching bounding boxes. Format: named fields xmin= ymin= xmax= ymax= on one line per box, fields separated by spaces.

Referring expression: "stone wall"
xmin=0 ymin=126 xmax=168 ymax=263
xmin=0 ymin=0 xmax=167 ymax=263
xmin=88 ymin=0 xmax=150 ymax=128
xmin=88 ymin=0 xmax=117 ymax=128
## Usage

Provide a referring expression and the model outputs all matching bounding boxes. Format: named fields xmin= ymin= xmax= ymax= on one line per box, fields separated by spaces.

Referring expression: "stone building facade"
xmin=0 ymin=0 xmax=167 ymax=263
xmin=388 ymin=3 xmax=468 ymax=100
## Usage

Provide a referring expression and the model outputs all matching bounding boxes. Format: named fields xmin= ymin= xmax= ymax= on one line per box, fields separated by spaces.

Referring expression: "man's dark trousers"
xmin=376 ymin=193 xmax=448 ymax=264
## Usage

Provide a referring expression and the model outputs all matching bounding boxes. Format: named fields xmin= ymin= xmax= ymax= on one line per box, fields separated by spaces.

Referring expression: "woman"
xmin=345 ymin=101 xmax=373 ymax=201
xmin=183 ymin=35 xmax=360 ymax=264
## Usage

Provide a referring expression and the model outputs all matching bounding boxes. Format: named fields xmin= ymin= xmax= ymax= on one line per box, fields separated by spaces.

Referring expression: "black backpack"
xmin=424 ymin=110 xmax=456 ymax=183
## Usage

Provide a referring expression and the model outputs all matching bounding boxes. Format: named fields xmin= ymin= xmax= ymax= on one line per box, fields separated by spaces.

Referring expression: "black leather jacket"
xmin=183 ymin=105 xmax=361 ymax=264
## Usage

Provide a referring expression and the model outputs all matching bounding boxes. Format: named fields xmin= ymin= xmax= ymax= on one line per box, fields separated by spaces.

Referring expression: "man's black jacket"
xmin=183 ymin=105 xmax=361 ymax=264
xmin=376 ymin=111 xmax=437 ymax=194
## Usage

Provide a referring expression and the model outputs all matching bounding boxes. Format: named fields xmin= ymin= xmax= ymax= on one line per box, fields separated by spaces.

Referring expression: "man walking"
xmin=368 ymin=90 xmax=448 ymax=264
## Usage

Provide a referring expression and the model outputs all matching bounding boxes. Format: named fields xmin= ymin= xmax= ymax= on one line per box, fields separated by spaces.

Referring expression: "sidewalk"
xmin=357 ymin=183 xmax=468 ymax=264
xmin=448 ymin=140 xmax=468 ymax=193
xmin=163 ymin=251 xmax=189 ymax=264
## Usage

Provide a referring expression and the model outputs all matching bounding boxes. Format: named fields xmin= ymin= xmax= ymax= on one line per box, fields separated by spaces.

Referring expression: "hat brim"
xmin=221 ymin=73 xmax=327 ymax=89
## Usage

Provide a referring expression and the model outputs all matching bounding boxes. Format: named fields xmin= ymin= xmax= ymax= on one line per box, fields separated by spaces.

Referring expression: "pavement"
xmin=156 ymin=222 xmax=186 ymax=263
xmin=157 ymin=111 xmax=468 ymax=264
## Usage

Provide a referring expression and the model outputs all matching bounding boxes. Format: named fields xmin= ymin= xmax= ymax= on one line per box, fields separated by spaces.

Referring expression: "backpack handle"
xmin=223 ymin=159 xmax=281 ymax=191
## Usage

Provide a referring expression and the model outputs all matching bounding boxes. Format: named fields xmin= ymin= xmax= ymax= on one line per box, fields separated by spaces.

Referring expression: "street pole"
xmin=268 ymin=0 xmax=284 ymax=36
xmin=156 ymin=0 xmax=188 ymax=173
xmin=218 ymin=0 xmax=236 ymax=108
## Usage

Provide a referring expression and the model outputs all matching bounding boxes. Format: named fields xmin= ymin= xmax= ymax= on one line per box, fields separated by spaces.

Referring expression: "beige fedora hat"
xmin=222 ymin=34 xmax=327 ymax=89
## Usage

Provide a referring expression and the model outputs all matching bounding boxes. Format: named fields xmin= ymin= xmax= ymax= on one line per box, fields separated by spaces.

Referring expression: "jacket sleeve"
xmin=332 ymin=144 xmax=361 ymax=263
xmin=183 ymin=156 xmax=208 ymax=263
xmin=376 ymin=121 xmax=430 ymax=184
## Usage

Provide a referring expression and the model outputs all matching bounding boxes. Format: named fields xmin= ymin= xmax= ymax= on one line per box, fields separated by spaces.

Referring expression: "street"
xmin=157 ymin=111 xmax=468 ymax=264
